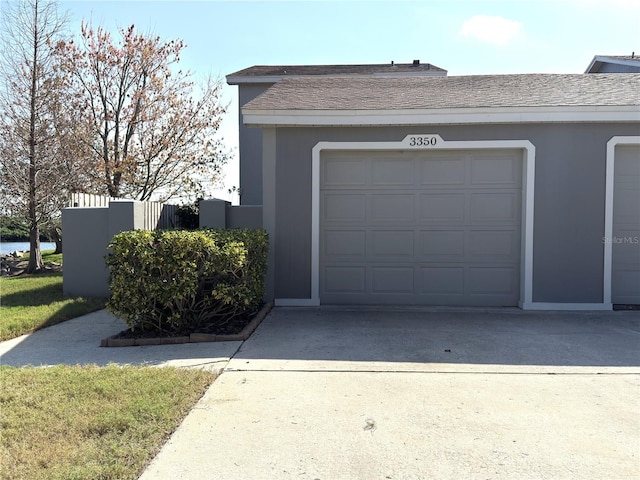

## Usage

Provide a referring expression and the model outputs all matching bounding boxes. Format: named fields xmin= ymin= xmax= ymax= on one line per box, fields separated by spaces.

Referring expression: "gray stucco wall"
xmin=63 ymin=200 xmax=168 ymax=298
xmin=108 ymin=200 xmax=146 ymax=235
xmin=63 ymin=207 xmax=111 ymax=297
xmin=200 ymin=199 xmax=229 ymax=228
xmin=226 ymin=205 xmax=263 ymax=228
xmin=199 ymin=199 xmax=263 ymax=229
xmin=267 ymin=123 xmax=640 ymax=304
xmin=238 ymin=84 xmax=274 ymax=205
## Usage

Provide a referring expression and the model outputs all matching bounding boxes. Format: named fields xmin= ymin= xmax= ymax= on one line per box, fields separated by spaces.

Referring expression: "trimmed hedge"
xmin=105 ymin=229 xmax=268 ymax=334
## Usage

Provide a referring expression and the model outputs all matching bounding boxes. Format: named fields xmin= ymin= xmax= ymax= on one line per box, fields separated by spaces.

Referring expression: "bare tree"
xmin=0 ymin=0 xmax=72 ymax=271
xmin=54 ymin=23 xmax=228 ymax=202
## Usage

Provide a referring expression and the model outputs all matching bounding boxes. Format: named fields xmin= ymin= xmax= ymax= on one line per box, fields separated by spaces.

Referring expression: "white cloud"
xmin=460 ymin=15 xmax=523 ymax=46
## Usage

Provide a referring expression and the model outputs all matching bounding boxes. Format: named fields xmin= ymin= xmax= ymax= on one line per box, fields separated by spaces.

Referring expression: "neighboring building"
xmin=227 ymin=63 xmax=640 ymax=310
xmin=585 ymin=54 xmax=640 ymax=73
xmin=226 ymin=61 xmax=447 ymax=205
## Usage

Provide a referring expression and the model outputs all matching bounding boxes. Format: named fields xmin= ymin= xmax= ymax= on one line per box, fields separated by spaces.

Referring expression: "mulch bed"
xmin=101 ymin=302 xmax=272 ymax=347
xmin=113 ymin=311 xmax=255 ymax=338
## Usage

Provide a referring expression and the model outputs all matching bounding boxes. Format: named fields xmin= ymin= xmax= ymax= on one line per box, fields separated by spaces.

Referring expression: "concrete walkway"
xmin=0 ymin=310 xmax=241 ymax=371
xmin=138 ymin=307 xmax=640 ymax=480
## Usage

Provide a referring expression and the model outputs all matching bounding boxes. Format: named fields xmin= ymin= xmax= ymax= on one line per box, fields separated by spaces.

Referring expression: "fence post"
xmin=199 ymin=199 xmax=230 ymax=228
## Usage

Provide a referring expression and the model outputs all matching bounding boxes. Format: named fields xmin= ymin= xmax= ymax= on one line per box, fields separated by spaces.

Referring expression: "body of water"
xmin=0 ymin=242 xmax=56 ymax=255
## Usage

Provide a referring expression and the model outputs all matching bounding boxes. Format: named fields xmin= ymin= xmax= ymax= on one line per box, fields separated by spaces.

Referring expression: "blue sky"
xmin=59 ymin=0 xmax=640 ymax=201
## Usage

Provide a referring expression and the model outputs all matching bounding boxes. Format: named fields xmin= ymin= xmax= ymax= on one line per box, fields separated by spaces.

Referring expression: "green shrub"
xmin=175 ymin=201 xmax=200 ymax=230
xmin=105 ymin=229 xmax=268 ymax=334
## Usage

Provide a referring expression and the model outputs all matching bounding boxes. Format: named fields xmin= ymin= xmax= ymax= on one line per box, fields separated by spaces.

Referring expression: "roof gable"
xmin=586 ymin=55 xmax=640 ymax=73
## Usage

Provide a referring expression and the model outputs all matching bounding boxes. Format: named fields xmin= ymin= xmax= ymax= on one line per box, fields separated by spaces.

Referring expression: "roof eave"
xmin=242 ymin=106 xmax=640 ymax=127
xmin=585 ymin=57 xmax=600 ymax=73
xmin=227 ymin=75 xmax=285 ymax=85
xmin=227 ymin=70 xmax=448 ymax=85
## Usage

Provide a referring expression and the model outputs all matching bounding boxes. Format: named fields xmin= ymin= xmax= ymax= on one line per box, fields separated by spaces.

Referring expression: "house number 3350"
xmin=408 ymin=136 xmax=437 ymax=146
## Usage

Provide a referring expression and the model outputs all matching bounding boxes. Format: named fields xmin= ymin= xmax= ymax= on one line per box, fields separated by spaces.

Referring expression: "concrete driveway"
xmin=140 ymin=307 xmax=640 ymax=480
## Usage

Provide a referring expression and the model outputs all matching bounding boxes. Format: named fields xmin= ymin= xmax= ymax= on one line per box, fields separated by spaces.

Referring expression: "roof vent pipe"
xmin=412 ymin=59 xmax=420 ymax=66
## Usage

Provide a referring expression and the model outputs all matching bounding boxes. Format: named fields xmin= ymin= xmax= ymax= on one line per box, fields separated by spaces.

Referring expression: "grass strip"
xmin=0 ymin=365 xmax=215 ymax=480
xmin=0 ymin=272 xmax=106 ymax=341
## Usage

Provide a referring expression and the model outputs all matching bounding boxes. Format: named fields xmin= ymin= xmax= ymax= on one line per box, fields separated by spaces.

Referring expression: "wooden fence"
xmin=68 ymin=193 xmax=178 ymax=230
xmin=69 ymin=192 xmax=114 ymax=208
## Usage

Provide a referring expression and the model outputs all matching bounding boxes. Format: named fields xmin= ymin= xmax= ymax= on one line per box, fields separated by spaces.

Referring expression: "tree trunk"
xmin=52 ymin=226 xmax=63 ymax=254
xmin=26 ymin=224 xmax=44 ymax=273
xmin=25 ymin=0 xmax=43 ymax=275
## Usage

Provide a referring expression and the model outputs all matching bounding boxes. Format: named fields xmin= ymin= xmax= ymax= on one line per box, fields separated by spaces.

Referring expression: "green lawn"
xmin=0 ymin=365 xmax=215 ymax=480
xmin=0 ymin=271 xmax=106 ymax=341
xmin=15 ymin=248 xmax=62 ymax=264
xmin=0 ymin=251 xmax=218 ymax=479
xmin=41 ymin=249 xmax=63 ymax=264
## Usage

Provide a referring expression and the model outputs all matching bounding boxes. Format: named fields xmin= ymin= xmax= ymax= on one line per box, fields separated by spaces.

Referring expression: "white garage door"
xmin=612 ymin=145 xmax=640 ymax=305
xmin=320 ymin=149 xmax=522 ymax=306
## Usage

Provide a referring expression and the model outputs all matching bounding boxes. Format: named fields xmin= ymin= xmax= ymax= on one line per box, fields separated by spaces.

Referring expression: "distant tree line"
xmin=0 ymin=215 xmax=31 ymax=242
xmin=0 ymin=215 xmax=52 ymax=242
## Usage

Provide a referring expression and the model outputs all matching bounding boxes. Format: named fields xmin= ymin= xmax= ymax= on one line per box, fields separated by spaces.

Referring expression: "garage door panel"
xmin=421 ymin=158 xmax=466 ymax=185
xmin=324 ymin=267 xmax=366 ymax=293
xmin=612 ymin=188 xmax=640 ymax=223
xmin=323 ymin=230 xmax=366 ymax=257
xmin=320 ymin=149 xmax=522 ymax=306
xmin=612 ymin=146 xmax=640 ymax=305
xmin=469 ymin=193 xmax=519 ymax=223
xmin=322 ymin=158 xmax=367 ymax=186
xmin=372 ymin=267 xmax=414 ymax=293
xmin=467 ymin=267 xmax=518 ymax=296
xmin=369 ymin=194 xmax=415 ymax=222
xmin=420 ymin=230 xmax=465 ymax=257
xmin=420 ymin=267 xmax=464 ymax=294
xmin=614 ymin=152 xmax=640 ymax=176
xmin=420 ymin=194 xmax=465 ymax=222
xmin=372 ymin=159 xmax=414 ymax=185
xmin=611 ymin=230 xmax=640 ymax=263
xmin=468 ymin=230 xmax=519 ymax=258
xmin=470 ymin=155 xmax=521 ymax=185
xmin=323 ymin=194 xmax=365 ymax=222
xmin=612 ymin=269 xmax=640 ymax=304
xmin=371 ymin=230 xmax=415 ymax=257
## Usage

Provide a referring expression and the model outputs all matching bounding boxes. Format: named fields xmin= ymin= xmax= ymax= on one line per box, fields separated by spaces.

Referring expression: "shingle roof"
xmin=243 ymin=73 xmax=640 ymax=111
xmin=227 ymin=62 xmax=446 ymax=84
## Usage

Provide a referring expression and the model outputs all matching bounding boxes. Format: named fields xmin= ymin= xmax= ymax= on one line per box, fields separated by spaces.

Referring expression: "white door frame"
xmin=603 ymin=136 xmax=640 ymax=306
xmin=275 ymin=134 xmax=537 ymax=308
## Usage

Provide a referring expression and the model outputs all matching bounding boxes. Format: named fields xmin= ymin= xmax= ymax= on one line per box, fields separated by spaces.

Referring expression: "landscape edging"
xmin=100 ymin=302 xmax=273 ymax=347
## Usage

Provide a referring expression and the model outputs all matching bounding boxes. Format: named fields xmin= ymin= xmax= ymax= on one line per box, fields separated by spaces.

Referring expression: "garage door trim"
xmin=604 ymin=136 xmax=640 ymax=306
xmin=275 ymin=134 xmax=537 ymax=308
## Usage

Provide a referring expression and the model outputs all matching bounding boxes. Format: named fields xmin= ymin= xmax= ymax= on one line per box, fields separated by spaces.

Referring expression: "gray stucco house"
xmin=226 ymin=60 xmax=640 ymax=311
